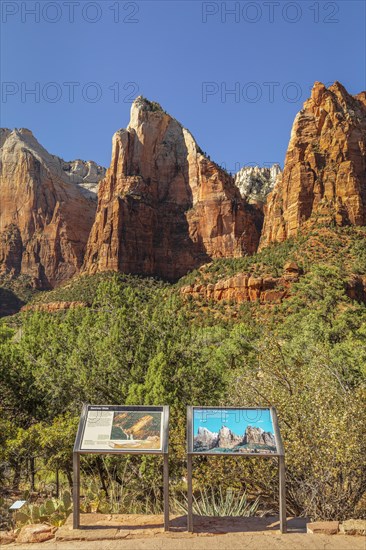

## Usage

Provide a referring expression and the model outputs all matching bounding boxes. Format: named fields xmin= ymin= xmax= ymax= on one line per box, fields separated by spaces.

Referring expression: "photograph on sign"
xmin=193 ymin=408 xmax=277 ymax=454
xmin=80 ymin=408 xmax=163 ymax=451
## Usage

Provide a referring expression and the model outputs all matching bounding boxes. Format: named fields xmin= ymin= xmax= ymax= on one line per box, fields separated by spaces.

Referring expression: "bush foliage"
xmin=0 ymin=227 xmax=365 ymax=523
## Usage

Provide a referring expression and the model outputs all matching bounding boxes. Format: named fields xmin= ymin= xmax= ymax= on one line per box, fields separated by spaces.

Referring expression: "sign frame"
xmin=73 ymin=404 xmax=170 ymax=531
xmin=186 ymin=406 xmax=286 ymax=533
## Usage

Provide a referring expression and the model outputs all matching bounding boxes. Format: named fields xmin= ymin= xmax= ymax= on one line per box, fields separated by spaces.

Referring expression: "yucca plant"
xmin=173 ymin=487 xmax=260 ymax=517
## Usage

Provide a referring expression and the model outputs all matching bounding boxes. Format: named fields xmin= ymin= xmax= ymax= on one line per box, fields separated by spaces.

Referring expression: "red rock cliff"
xmin=0 ymin=129 xmax=97 ymax=288
xmin=260 ymin=82 xmax=366 ymax=248
xmin=83 ymin=97 xmax=262 ymax=280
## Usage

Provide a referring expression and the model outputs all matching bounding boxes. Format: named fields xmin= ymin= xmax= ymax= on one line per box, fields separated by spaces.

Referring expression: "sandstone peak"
xmin=2 ymin=82 xmax=364 ymax=290
xmin=329 ymin=80 xmax=351 ymax=98
xmin=311 ymin=81 xmax=327 ymax=103
xmin=260 ymin=81 xmax=366 ymax=248
xmin=132 ymin=95 xmax=165 ymax=113
xmin=0 ymin=129 xmax=99 ymax=288
xmin=1 ymin=128 xmax=105 ymax=199
xmin=83 ymin=99 xmax=263 ymax=280
xmin=15 ymin=127 xmax=34 ymax=136
xmin=128 ymin=96 xmax=167 ymax=132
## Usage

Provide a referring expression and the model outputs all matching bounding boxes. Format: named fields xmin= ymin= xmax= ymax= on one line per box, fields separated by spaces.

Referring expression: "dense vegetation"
xmin=0 ymin=227 xmax=365 ymax=526
xmin=178 ymin=225 xmax=366 ymax=284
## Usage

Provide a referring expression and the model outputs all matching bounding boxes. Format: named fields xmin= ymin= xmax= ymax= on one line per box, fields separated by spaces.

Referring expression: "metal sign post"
xmin=72 ymin=453 xmax=80 ymax=529
xmin=187 ymin=406 xmax=286 ymax=534
xmin=73 ymin=404 xmax=170 ymax=531
xmin=272 ymin=407 xmax=287 ymax=534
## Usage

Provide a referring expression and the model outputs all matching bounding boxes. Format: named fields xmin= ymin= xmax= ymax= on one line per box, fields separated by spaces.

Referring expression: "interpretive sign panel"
xmin=79 ymin=406 xmax=164 ymax=452
xmin=186 ymin=406 xmax=286 ymax=534
xmin=192 ymin=407 xmax=278 ymax=455
xmin=73 ymin=404 xmax=169 ymax=531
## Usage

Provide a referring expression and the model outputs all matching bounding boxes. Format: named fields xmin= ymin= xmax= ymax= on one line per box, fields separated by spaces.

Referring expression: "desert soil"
xmin=6 ymin=514 xmax=365 ymax=550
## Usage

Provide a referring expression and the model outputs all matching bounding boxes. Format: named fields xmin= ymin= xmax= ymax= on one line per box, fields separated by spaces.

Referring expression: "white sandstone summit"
xmin=235 ymin=163 xmax=282 ymax=203
xmin=61 ymin=159 xmax=106 ymax=198
xmin=1 ymin=128 xmax=105 ymax=199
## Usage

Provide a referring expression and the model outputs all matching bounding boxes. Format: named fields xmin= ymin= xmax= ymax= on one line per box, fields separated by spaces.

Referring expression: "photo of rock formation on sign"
xmin=108 ymin=411 xmax=162 ymax=450
xmin=193 ymin=409 xmax=277 ymax=454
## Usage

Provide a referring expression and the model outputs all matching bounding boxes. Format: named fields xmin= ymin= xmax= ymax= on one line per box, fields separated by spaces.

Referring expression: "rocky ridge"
xmin=194 ymin=425 xmax=276 ymax=451
xmin=181 ymin=261 xmax=366 ymax=305
xmin=1 ymin=81 xmax=365 ymax=293
xmin=181 ymin=261 xmax=301 ymax=304
xmin=235 ymin=164 xmax=281 ymax=203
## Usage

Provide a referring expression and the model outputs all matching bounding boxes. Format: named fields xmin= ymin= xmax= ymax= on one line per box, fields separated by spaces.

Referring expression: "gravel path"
xmin=8 ymin=533 xmax=366 ymax=550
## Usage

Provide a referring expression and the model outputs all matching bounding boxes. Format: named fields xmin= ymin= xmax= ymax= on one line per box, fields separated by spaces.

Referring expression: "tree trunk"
xmin=56 ymin=469 xmax=59 ymax=497
xmin=96 ymin=457 xmax=109 ymax=497
xmin=66 ymin=468 xmax=73 ymax=489
xmin=12 ymin=462 xmax=21 ymax=490
xmin=30 ymin=457 xmax=36 ymax=491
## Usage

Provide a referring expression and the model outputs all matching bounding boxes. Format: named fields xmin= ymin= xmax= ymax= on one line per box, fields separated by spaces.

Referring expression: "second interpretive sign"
xmin=192 ymin=407 xmax=278 ymax=455
xmin=186 ymin=406 xmax=286 ymax=533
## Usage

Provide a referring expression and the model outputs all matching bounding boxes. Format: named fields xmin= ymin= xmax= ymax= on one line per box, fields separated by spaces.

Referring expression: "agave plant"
xmin=174 ymin=487 xmax=260 ymax=517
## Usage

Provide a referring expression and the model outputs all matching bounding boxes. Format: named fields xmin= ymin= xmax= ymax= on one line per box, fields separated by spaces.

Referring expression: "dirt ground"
xmin=7 ymin=514 xmax=366 ymax=550
xmin=7 ymin=535 xmax=366 ymax=550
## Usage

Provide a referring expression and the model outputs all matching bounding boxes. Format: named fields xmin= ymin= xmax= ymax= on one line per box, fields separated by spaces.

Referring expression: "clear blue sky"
xmin=193 ymin=408 xmax=274 ymax=435
xmin=1 ymin=1 xmax=365 ymax=172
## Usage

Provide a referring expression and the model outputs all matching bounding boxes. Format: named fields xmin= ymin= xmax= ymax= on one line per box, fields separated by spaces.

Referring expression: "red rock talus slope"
xmin=260 ymin=82 xmax=366 ymax=248
xmin=83 ymin=97 xmax=262 ymax=280
xmin=0 ymin=129 xmax=97 ymax=288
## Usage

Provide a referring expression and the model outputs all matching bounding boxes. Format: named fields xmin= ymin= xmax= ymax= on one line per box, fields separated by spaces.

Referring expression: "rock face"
xmin=112 ymin=412 xmax=161 ymax=440
xmin=17 ymin=524 xmax=56 ymax=544
xmin=244 ymin=426 xmax=275 ymax=447
xmin=260 ymin=82 xmax=366 ymax=248
xmin=61 ymin=159 xmax=105 ymax=198
xmin=0 ymin=129 xmax=98 ymax=288
xmin=217 ymin=426 xmax=243 ymax=448
xmin=194 ymin=427 xmax=219 ymax=450
xmin=340 ymin=519 xmax=366 ymax=536
xmin=3 ymin=82 xmax=364 ymax=293
xmin=83 ymin=97 xmax=263 ymax=281
xmin=180 ymin=262 xmax=301 ymax=304
xmin=194 ymin=425 xmax=275 ymax=452
xmin=0 ymin=531 xmax=16 ymax=546
xmin=235 ymin=164 xmax=281 ymax=203
xmin=181 ymin=263 xmax=366 ymax=306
